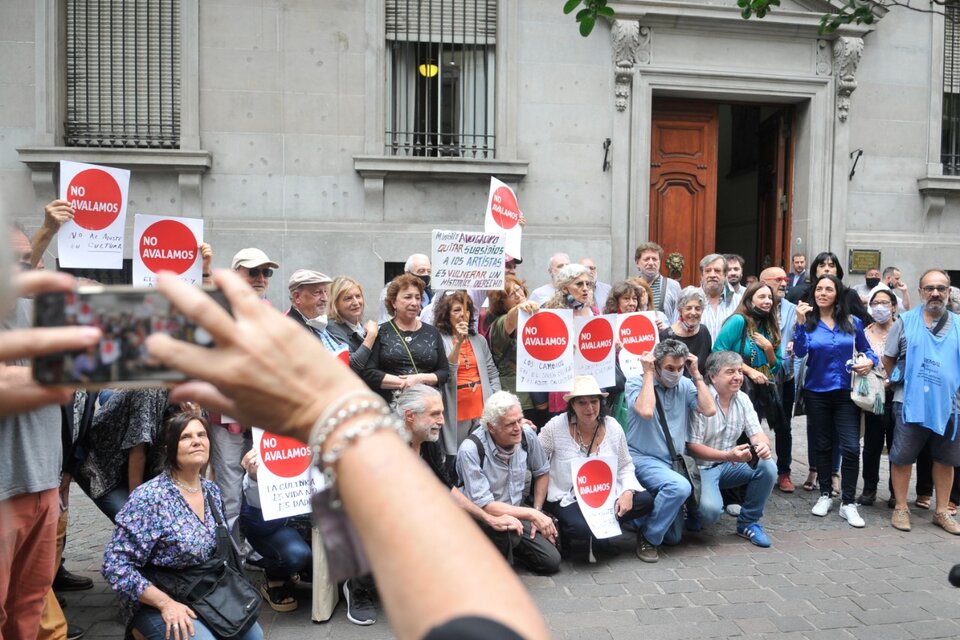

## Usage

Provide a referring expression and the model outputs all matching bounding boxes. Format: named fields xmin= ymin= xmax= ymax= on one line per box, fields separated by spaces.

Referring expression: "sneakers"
xmin=725 ymin=504 xmax=742 ymax=517
xmin=777 ymin=474 xmax=795 ymax=493
xmin=737 ymin=523 xmax=772 ymax=548
xmin=839 ymin=503 xmax=865 ymax=528
xmin=635 ymin=535 xmax=660 ymax=563
xmin=891 ymin=508 xmax=912 ymax=531
xmin=933 ymin=511 xmax=960 ymax=535
xmin=811 ymin=494 xmax=833 ymax=517
xmin=343 ymin=578 xmax=377 ymax=625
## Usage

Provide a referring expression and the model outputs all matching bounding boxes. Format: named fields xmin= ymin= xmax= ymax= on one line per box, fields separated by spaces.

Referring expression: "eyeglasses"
xmin=870 ymin=300 xmax=892 ymax=307
xmin=247 ymin=267 xmax=274 ymax=279
xmin=770 ymin=276 xmax=789 ymax=283
xmin=572 ymin=280 xmax=594 ymax=289
xmin=922 ymin=285 xmax=949 ymax=293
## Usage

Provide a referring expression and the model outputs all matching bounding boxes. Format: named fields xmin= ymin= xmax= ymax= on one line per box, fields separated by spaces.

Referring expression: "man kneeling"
xmin=456 ymin=391 xmax=561 ymax=575
xmin=686 ymin=351 xmax=777 ymax=547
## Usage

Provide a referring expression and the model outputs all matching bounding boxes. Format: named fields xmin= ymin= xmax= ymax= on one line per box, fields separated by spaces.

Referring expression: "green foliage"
xmin=563 ymin=0 xmax=614 ymax=37
xmin=737 ymin=0 xmax=877 ymax=34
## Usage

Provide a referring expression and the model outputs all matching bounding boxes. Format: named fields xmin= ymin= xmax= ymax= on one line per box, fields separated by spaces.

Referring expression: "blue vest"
xmin=901 ymin=309 xmax=960 ymax=438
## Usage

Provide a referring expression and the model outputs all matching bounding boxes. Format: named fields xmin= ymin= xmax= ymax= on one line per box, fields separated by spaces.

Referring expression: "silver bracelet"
xmin=308 ymin=391 xmax=388 ymax=460
xmin=318 ymin=412 xmax=409 ymax=508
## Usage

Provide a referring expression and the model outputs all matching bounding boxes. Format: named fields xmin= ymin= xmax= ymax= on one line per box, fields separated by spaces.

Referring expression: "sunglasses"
xmin=247 ymin=267 xmax=274 ymax=278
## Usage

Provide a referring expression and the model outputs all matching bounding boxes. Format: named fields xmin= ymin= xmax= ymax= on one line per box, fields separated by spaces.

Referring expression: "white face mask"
xmin=658 ymin=368 xmax=683 ymax=388
xmin=869 ymin=305 xmax=892 ymax=324
xmin=306 ymin=314 xmax=328 ymax=332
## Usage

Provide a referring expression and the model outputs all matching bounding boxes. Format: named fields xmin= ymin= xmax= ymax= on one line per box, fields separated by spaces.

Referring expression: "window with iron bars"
xmin=65 ymin=0 xmax=181 ymax=149
xmin=943 ymin=2 xmax=960 ymax=174
xmin=385 ymin=0 xmax=496 ymax=158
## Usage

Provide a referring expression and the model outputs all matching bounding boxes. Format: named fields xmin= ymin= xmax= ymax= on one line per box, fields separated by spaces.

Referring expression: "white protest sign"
xmin=572 ymin=457 xmax=622 ymax=539
xmin=484 ymin=177 xmax=522 ymax=259
xmin=616 ymin=312 xmax=660 ymax=378
xmin=58 ymin=161 xmax=130 ymax=269
xmin=431 ymin=229 xmax=506 ymax=291
xmin=516 ymin=309 xmax=574 ymax=392
xmin=253 ymin=428 xmax=323 ymax=521
xmin=132 ymin=214 xmax=203 ymax=287
xmin=574 ymin=315 xmax=616 ymax=388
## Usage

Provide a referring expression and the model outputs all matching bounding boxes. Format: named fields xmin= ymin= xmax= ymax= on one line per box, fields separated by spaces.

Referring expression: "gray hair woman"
xmin=659 ymin=287 xmax=712 ymax=379
xmin=543 ymin=264 xmax=596 ymax=317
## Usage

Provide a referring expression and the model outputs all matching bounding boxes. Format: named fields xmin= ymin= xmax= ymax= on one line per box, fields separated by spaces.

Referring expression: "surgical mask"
xmin=658 ymin=368 xmax=683 ymax=388
xmin=417 ymin=274 xmax=431 ymax=289
xmin=869 ymin=305 xmax=892 ymax=324
xmin=306 ymin=314 xmax=328 ymax=332
xmin=865 ymin=277 xmax=881 ymax=289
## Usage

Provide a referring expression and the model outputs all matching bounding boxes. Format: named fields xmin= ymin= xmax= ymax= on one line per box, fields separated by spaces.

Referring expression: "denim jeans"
xmin=240 ymin=506 xmax=311 ymax=582
xmin=696 ymin=458 xmax=777 ymax=527
xmin=805 ymin=390 xmax=861 ymax=504
xmin=132 ymin=606 xmax=263 ymax=640
xmin=633 ymin=456 xmax=690 ymax=546
xmin=93 ymin=486 xmax=129 ymax=524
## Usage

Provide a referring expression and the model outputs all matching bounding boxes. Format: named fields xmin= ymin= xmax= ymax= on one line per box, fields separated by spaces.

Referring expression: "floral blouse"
xmin=102 ymin=473 xmax=224 ymax=621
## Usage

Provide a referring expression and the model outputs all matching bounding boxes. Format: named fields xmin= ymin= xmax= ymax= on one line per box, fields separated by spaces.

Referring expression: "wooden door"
xmin=756 ymin=109 xmax=793 ymax=271
xmin=649 ymin=101 xmax=719 ymax=287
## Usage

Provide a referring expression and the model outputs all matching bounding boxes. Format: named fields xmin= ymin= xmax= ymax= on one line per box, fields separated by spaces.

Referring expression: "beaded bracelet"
xmin=308 ymin=391 xmax=389 ymax=461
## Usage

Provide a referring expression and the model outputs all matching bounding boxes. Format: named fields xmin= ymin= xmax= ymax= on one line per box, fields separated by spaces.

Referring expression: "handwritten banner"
xmin=616 ymin=312 xmax=660 ymax=378
xmin=483 ymin=177 xmax=522 ymax=259
xmin=572 ymin=457 xmax=621 ymax=539
xmin=516 ymin=309 xmax=574 ymax=392
xmin=253 ymin=428 xmax=323 ymax=521
xmin=132 ymin=214 xmax=203 ymax=287
xmin=58 ymin=161 xmax=130 ymax=269
xmin=574 ymin=315 xmax=616 ymax=388
xmin=431 ymin=229 xmax=506 ymax=291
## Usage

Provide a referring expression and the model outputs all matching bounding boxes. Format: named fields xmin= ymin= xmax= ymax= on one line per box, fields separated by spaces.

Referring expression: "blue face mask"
xmin=657 ymin=368 xmax=683 ymax=388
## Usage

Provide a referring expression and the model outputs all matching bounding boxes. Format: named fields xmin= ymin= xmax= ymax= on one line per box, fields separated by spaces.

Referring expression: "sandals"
xmin=802 ymin=473 xmax=817 ymax=492
xmin=260 ymin=581 xmax=298 ymax=613
xmin=831 ymin=473 xmax=840 ymax=498
xmin=915 ymin=495 xmax=932 ymax=510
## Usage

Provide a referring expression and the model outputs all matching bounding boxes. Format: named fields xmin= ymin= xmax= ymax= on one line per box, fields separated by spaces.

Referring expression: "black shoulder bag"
xmin=737 ymin=321 xmax=787 ymax=431
xmin=654 ymin=390 xmax=701 ymax=509
xmin=142 ymin=490 xmax=260 ymax=639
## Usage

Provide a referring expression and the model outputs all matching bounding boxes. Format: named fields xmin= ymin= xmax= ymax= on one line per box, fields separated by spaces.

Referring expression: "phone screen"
xmin=33 ymin=286 xmax=229 ymax=388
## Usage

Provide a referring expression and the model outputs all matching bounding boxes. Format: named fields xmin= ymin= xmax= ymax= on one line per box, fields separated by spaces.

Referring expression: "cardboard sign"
xmin=253 ymin=428 xmax=323 ymax=521
xmin=516 ymin=309 xmax=574 ymax=391
xmin=132 ymin=214 xmax=203 ymax=286
xmin=574 ymin=315 xmax=616 ymax=387
xmin=571 ymin=457 xmax=622 ymax=539
xmin=483 ymin=177 xmax=522 ymax=259
xmin=616 ymin=312 xmax=660 ymax=378
xmin=431 ymin=229 xmax=506 ymax=291
xmin=58 ymin=161 xmax=130 ymax=269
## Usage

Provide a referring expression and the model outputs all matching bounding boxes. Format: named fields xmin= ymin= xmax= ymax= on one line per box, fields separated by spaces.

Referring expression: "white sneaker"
xmin=811 ymin=495 xmax=833 ymax=517
xmin=725 ymin=504 xmax=742 ymax=517
xmin=839 ymin=503 xmax=865 ymax=528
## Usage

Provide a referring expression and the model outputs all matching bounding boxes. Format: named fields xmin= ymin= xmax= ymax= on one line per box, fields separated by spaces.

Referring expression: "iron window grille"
xmin=943 ymin=2 xmax=960 ymax=174
xmin=65 ymin=0 xmax=181 ymax=149
xmin=385 ymin=0 xmax=496 ymax=158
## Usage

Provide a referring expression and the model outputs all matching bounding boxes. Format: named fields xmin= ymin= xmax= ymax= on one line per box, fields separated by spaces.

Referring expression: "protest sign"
xmin=253 ymin=428 xmax=323 ymax=521
xmin=616 ymin=312 xmax=660 ymax=378
xmin=58 ymin=161 xmax=130 ymax=269
xmin=516 ymin=309 xmax=574 ymax=391
xmin=484 ymin=177 xmax=522 ymax=259
xmin=574 ymin=315 xmax=616 ymax=387
xmin=132 ymin=214 xmax=203 ymax=287
xmin=431 ymin=229 xmax=506 ymax=291
xmin=571 ymin=457 xmax=622 ymax=539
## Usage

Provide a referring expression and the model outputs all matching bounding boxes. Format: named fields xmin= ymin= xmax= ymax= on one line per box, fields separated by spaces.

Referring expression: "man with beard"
xmin=698 ymin=254 xmax=738 ymax=342
xmin=883 ymin=266 xmax=911 ymax=312
xmin=378 ymin=253 xmax=432 ymax=322
xmin=232 ymin=247 xmax=279 ymax=302
xmin=884 ymin=269 xmax=960 ymax=534
xmin=787 ymin=253 xmax=807 ymax=290
xmin=724 ymin=254 xmax=747 ymax=305
xmin=854 ymin=267 xmax=883 ymax=303
xmin=635 ymin=243 xmax=681 ymax=322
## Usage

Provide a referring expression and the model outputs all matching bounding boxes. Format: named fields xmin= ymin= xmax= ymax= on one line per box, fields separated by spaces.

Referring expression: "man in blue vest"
xmin=883 ymin=269 xmax=960 ymax=534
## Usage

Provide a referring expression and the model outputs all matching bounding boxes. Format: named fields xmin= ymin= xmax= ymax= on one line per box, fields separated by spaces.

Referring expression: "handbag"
xmin=850 ymin=337 xmax=885 ymax=414
xmin=794 ymin=356 xmax=807 ymax=417
xmin=654 ymin=390 xmax=701 ymax=509
xmin=737 ymin=324 xmax=787 ymax=429
xmin=143 ymin=490 xmax=260 ymax=639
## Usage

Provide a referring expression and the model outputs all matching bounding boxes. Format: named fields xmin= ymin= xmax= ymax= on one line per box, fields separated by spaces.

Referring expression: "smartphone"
xmin=33 ymin=285 xmax=230 ymax=388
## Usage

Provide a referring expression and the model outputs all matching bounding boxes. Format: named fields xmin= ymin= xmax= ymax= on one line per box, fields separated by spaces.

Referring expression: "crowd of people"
xmin=2 ymin=198 xmax=960 ymax=640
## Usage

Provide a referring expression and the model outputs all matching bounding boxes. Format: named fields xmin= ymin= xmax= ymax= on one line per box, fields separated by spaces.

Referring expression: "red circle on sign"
xmin=260 ymin=433 xmax=312 ymax=478
xmin=139 ymin=219 xmax=198 ymax=275
xmin=619 ymin=314 xmax=657 ymax=356
xmin=578 ymin=318 xmax=614 ymax=363
xmin=67 ymin=169 xmax=123 ymax=230
xmin=576 ymin=459 xmax=614 ymax=508
xmin=490 ymin=186 xmax=520 ymax=230
xmin=522 ymin=313 xmax=569 ymax=361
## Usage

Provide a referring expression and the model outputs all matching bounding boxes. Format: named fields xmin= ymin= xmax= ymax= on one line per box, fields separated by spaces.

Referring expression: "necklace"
xmin=574 ymin=419 xmax=603 ymax=455
xmin=171 ymin=473 xmax=202 ymax=494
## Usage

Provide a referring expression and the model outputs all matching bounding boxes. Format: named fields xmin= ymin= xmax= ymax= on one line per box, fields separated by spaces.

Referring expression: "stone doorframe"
xmin=606 ymin=14 xmax=871 ymax=278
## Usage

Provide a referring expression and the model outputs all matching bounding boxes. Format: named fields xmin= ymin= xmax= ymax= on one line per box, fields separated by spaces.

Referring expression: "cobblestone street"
xmin=63 ymin=416 xmax=960 ymax=639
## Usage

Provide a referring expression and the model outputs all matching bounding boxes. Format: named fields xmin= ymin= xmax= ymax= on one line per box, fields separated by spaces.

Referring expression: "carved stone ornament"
xmin=611 ymin=20 xmax=643 ymax=112
xmin=833 ymin=37 xmax=863 ymax=122
xmin=816 ymin=40 xmax=831 ymax=76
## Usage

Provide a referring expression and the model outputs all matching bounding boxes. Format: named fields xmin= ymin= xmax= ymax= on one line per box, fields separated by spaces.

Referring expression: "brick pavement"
xmin=60 ymin=416 xmax=960 ymax=639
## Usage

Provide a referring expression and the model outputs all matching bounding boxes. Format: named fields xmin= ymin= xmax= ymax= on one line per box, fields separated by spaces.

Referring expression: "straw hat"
xmin=562 ymin=375 xmax=609 ymax=402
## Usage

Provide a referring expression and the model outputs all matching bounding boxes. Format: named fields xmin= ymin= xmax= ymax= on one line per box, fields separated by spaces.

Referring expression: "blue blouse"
xmin=793 ymin=316 xmax=878 ymax=393
xmin=102 ymin=473 xmax=223 ymax=622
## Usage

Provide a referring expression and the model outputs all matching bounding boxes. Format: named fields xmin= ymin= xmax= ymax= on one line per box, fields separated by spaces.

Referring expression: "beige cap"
xmin=288 ymin=269 xmax=333 ymax=292
xmin=562 ymin=375 xmax=609 ymax=402
xmin=231 ymin=248 xmax=279 ymax=270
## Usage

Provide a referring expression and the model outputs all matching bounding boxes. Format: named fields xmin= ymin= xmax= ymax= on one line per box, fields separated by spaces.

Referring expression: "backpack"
xmin=466 ymin=430 xmax=531 ymax=471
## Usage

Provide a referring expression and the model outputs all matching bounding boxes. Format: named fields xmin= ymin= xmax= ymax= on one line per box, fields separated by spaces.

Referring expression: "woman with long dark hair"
xmin=789 ymin=251 xmax=871 ymax=325
xmin=793 ymin=274 xmax=878 ymax=528
xmin=712 ymin=281 xmax=782 ymax=390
